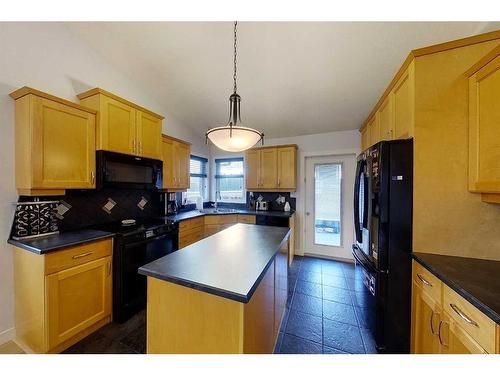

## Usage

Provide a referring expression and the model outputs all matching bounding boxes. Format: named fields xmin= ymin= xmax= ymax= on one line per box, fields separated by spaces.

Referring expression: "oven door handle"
xmin=352 ymin=246 xmax=377 ymax=274
xmin=123 ymin=232 xmax=178 ymax=248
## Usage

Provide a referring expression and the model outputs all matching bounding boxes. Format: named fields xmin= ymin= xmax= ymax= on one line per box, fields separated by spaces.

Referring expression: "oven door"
xmin=114 ymin=231 xmax=178 ymax=322
xmin=97 ymin=150 xmax=163 ymax=190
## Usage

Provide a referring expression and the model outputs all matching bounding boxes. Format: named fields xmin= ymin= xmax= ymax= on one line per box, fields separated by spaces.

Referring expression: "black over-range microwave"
xmin=96 ymin=150 xmax=163 ymax=190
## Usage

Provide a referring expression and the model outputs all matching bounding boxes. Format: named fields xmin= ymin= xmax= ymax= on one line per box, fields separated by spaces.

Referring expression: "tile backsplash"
xmin=18 ymin=188 xmax=162 ymax=232
xmin=246 ymin=191 xmax=296 ymax=211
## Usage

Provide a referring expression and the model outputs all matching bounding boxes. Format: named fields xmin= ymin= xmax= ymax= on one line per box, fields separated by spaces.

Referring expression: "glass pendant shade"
xmin=206 ymin=93 xmax=263 ymax=152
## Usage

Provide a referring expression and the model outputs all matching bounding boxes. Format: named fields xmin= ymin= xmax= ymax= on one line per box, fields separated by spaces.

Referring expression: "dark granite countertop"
xmin=164 ymin=208 xmax=295 ymax=223
xmin=139 ymin=224 xmax=291 ymax=303
xmin=8 ymin=230 xmax=115 ymax=255
xmin=412 ymin=252 xmax=500 ymax=324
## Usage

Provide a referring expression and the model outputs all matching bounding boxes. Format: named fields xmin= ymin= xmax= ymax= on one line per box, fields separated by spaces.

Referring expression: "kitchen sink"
xmin=200 ymin=208 xmax=238 ymax=214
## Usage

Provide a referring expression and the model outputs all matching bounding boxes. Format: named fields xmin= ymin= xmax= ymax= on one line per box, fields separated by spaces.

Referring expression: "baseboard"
xmin=302 ymin=252 xmax=355 ymax=263
xmin=0 ymin=327 xmax=15 ymax=346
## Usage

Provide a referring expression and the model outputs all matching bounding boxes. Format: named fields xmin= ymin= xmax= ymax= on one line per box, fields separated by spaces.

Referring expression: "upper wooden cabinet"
xmin=161 ymin=135 xmax=190 ymax=191
xmin=245 ymin=145 xmax=297 ymax=192
xmin=10 ymin=87 xmax=97 ymax=196
xmin=78 ymin=88 xmax=163 ymax=160
xmin=359 ymin=61 xmax=415 ymax=151
xmin=467 ymin=47 xmax=500 ymax=203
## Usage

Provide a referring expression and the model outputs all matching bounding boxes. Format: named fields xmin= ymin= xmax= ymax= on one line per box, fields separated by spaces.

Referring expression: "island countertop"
xmin=138 ymin=223 xmax=291 ymax=303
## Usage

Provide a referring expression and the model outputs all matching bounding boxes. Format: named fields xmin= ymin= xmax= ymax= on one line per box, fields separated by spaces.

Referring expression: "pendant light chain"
xmin=233 ymin=21 xmax=237 ymax=94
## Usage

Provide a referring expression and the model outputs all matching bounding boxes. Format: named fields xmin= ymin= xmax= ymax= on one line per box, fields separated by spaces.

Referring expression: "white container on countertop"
xmin=284 ymin=202 xmax=291 ymax=212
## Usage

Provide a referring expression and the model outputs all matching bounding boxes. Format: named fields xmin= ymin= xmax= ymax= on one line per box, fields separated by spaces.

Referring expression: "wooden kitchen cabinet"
xmin=244 ymin=145 xmax=297 ymax=192
xmin=10 ymin=87 xmax=97 ymax=196
xmin=78 ymin=88 xmax=163 ymax=160
xmin=277 ymin=146 xmax=297 ymax=190
xmin=377 ymin=95 xmax=394 ymax=141
xmin=467 ymin=46 xmax=500 ymax=203
xmin=368 ymin=116 xmax=379 ymax=147
xmin=392 ymin=62 xmax=415 ymax=140
xmin=360 ymin=124 xmax=370 ymax=151
xmin=161 ymin=135 xmax=191 ymax=191
xmin=13 ymin=238 xmax=113 ymax=353
xmin=411 ymin=260 xmax=499 ymax=354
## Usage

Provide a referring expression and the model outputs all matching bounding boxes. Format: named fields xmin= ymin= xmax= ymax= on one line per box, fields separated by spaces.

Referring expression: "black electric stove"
xmin=95 ymin=218 xmax=179 ymax=322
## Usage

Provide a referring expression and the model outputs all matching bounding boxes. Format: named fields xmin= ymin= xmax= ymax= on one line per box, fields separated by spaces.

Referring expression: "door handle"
xmin=430 ymin=310 xmax=440 ymax=336
xmin=306 ymin=212 xmax=310 ymax=216
xmin=132 ymin=139 xmax=137 ymax=154
xmin=449 ymin=304 xmax=478 ymax=327
xmin=72 ymin=252 xmax=93 ymax=259
xmin=416 ymin=273 xmax=433 ymax=287
xmin=438 ymin=320 xmax=449 ymax=348
xmin=91 ymin=171 xmax=95 ymax=185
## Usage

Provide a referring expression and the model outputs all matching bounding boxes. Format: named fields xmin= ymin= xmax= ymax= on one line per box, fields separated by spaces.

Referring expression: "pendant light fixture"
xmin=206 ymin=21 xmax=264 ymax=152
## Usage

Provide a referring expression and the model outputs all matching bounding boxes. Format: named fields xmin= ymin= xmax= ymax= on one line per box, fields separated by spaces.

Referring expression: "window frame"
xmin=214 ymin=157 xmax=246 ymax=204
xmin=185 ymin=155 xmax=208 ymax=203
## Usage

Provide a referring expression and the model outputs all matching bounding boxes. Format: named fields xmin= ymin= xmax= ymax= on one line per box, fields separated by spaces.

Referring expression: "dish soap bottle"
xmin=284 ymin=201 xmax=291 ymax=212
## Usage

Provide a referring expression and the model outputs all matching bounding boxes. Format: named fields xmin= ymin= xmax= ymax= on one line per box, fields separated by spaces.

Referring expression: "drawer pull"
xmin=438 ymin=320 xmax=449 ymax=347
xmin=450 ymin=303 xmax=479 ymax=327
xmin=72 ymin=252 xmax=93 ymax=259
xmin=430 ymin=310 xmax=440 ymax=336
xmin=417 ymin=273 xmax=433 ymax=287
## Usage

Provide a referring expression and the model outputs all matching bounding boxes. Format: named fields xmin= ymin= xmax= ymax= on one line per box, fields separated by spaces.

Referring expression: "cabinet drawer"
xmin=204 ymin=224 xmax=221 ymax=237
xmin=179 ymin=226 xmax=204 ymax=238
xmin=237 ymin=214 xmax=256 ymax=224
xmin=204 ymin=215 xmax=237 ymax=225
xmin=412 ymin=260 xmax=442 ymax=303
xmin=45 ymin=239 xmax=113 ymax=275
xmin=443 ymin=285 xmax=496 ymax=353
xmin=179 ymin=216 xmax=204 ymax=231
xmin=179 ymin=229 xmax=204 ymax=248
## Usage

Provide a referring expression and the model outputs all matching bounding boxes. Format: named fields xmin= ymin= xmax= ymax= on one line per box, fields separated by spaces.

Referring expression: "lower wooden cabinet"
xmin=13 ymin=239 xmax=113 ymax=353
xmin=411 ymin=260 xmax=499 ymax=354
xmin=179 ymin=217 xmax=205 ymax=249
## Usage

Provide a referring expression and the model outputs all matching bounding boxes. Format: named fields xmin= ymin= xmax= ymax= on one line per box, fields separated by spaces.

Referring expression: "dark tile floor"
xmin=64 ymin=256 xmax=377 ymax=354
xmin=275 ymin=256 xmax=378 ymax=354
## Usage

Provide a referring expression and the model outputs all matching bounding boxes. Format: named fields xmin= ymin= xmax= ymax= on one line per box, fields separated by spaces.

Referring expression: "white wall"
xmin=208 ymin=129 xmax=360 ymax=255
xmin=0 ymin=22 xmax=208 ymax=344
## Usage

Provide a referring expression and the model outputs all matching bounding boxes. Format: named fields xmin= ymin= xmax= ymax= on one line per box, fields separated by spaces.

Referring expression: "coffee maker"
xmin=165 ymin=192 xmax=178 ymax=215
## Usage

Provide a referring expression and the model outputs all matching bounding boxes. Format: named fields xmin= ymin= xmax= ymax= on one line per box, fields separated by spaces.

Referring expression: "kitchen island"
xmin=138 ymin=223 xmax=290 ymax=354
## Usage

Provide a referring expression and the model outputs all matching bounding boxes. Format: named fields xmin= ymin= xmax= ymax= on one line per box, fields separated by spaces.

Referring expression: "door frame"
xmin=298 ymin=148 xmax=359 ymax=260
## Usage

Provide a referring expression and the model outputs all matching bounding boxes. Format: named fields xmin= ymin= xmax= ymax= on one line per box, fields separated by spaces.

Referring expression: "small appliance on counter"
xmin=12 ymin=200 xmax=59 ymax=240
xmin=165 ymin=192 xmax=179 ymax=215
xmin=256 ymin=201 xmax=269 ymax=211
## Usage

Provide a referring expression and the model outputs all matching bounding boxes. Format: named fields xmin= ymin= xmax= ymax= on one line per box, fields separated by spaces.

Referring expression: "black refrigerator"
xmin=352 ymin=139 xmax=413 ymax=353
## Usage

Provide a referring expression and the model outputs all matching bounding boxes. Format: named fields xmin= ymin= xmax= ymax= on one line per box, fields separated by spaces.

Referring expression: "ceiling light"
xmin=206 ymin=22 xmax=264 ymax=152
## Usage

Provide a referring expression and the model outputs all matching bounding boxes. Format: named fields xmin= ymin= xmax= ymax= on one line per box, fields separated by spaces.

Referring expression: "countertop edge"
xmin=8 ymin=232 xmax=115 ymax=255
xmin=412 ymin=253 xmax=500 ymax=325
xmin=165 ymin=209 xmax=295 ymax=223
xmin=139 ymin=227 xmax=292 ymax=303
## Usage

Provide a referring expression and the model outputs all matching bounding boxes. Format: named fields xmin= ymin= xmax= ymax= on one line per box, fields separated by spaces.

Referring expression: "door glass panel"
xmin=314 ymin=163 xmax=342 ymax=246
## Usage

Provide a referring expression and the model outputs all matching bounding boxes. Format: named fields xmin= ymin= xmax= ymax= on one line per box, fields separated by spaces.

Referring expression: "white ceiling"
xmin=66 ymin=22 xmax=499 ymax=138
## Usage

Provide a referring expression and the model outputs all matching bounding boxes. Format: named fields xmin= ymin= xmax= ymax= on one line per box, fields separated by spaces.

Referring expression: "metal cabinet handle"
xmin=450 ymin=303 xmax=478 ymax=327
xmin=438 ymin=320 xmax=449 ymax=347
xmin=107 ymin=261 xmax=112 ymax=276
xmin=417 ymin=273 xmax=433 ymax=287
xmin=139 ymin=141 xmax=143 ymax=154
xmin=132 ymin=139 xmax=137 ymax=153
xmin=72 ymin=252 xmax=93 ymax=259
xmin=430 ymin=310 xmax=440 ymax=336
xmin=91 ymin=171 xmax=95 ymax=184
xmin=278 ymin=178 xmax=281 ymax=187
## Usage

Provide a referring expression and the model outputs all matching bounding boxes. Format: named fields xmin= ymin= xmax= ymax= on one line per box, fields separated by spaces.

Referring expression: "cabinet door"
xmin=260 ymin=148 xmax=278 ymax=189
xmin=468 ymin=53 xmax=500 ymax=193
xmin=46 ymin=256 xmax=112 ymax=350
xmin=245 ymin=149 xmax=260 ymax=190
xmin=176 ymin=142 xmax=191 ymax=189
xmin=136 ymin=111 xmax=162 ymax=160
xmin=392 ymin=63 xmax=414 ymax=140
xmin=277 ymin=147 xmax=297 ymax=191
xmin=32 ymin=97 xmax=96 ymax=189
xmin=360 ymin=125 xmax=370 ymax=151
xmin=411 ymin=282 xmax=441 ymax=353
xmin=378 ymin=96 xmax=394 ymax=141
xmin=368 ymin=116 xmax=379 ymax=146
xmin=438 ymin=312 xmax=488 ymax=354
xmin=100 ymin=96 xmax=137 ymax=155
xmin=162 ymin=138 xmax=175 ymax=189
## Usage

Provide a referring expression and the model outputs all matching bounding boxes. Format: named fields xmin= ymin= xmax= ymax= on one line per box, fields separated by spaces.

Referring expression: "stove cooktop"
xmin=93 ymin=218 xmax=175 ymax=236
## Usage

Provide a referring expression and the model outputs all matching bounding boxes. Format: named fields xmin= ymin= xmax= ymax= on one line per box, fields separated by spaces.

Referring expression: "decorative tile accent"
xmin=55 ymin=200 xmax=71 ymax=219
xmin=137 ymin=196 xmax=148 ymax=210
xmin=102 ymin=198 xmax=117 ymax=214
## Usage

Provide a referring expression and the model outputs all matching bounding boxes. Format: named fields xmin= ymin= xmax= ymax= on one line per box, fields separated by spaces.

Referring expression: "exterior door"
xmin=305 ymin=154 xmax=356 ymax=260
